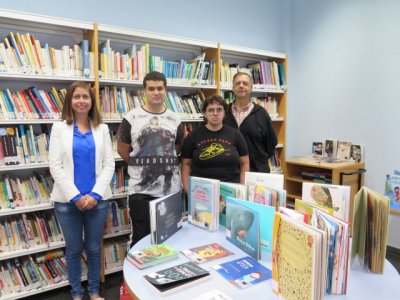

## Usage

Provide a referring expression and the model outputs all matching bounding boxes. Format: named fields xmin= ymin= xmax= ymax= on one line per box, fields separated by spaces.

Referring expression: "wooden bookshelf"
xmin=285 ymin=156 xmax=366 ymax=222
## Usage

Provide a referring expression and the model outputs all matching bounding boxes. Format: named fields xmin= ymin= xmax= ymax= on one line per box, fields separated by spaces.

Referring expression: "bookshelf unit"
xmin=0 ymin=9 xmax=288 ymax=298
xmin=285 ymin=156 xmax=366 ymax=221
xmin=219 ymin=43 xmax=287 ymax=173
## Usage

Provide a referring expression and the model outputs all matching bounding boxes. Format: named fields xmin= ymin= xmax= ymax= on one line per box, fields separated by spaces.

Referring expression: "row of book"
xmin=312 ymin=140 xmax=365 ymax=163
xmin=149 ymin=52 xmax=216 ymax=86
xmin=0 ymin=125 xmax=50 ymax=166
xmin=0 ymin=250 xmax=88 ymax=297
xmin=103 ymin=237 xmax=129 ymax=270
xmin=188 ymin=172 xmax=286 ymax=234
xmin=220 ymin=60 xmax=286 ymax=90
xmin=104 ymin=201 xmax=130 ymax=235
xmin=0 ymin=32 xmax=93 ymax=77
xmin=254 ymin=96 xmax=279 ymax=119
xmin=100 ymin=86 xmax=204 ymax=120
xmin=110 ymin=166 xmax=128 ymax=195
xmin=0 ymin=211 xmax=63 ymax=252
xmin=0 ymin=173 xmax=53 ymax=210
xmin=0 ymin=86 xmax=66 ymax=120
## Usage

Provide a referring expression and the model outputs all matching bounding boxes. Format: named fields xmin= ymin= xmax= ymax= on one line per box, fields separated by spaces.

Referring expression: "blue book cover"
xmin=211 ymin=256 xmax=271 ymax=289
xmin=188 ymin=176 xmax=219 ymax=231
xmin=225 ymin=197 xmax=260 ymax=259
xmin=79 ymin=40 xmax=89 ymax=77
xmin=227 ymin=196 xmax=275 ymax=254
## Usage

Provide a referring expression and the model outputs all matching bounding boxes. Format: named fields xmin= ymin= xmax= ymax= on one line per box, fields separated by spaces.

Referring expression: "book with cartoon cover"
xmin=181 ymin=242 xmax=233 ymax=264
xmin=211 ymin=256 xmax=271 ymax=289
xmin=126 ymin=244 xmax=178 ymax=269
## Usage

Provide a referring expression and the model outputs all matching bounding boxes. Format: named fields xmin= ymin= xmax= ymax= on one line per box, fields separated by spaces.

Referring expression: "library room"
xmin=0 ymin=0 xmax=399 ymax=299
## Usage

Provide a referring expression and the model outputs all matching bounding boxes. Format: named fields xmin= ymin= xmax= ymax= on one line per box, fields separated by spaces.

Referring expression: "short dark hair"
xmin=202 ymin=95 xmax=228 ymax=113
xmin=61 ymin=81 xmax=102 ymax=127
xmin=232 ymin=71 xmax=253 ymax=86
xmin=143 ymin=71 xmax=167 ymax=89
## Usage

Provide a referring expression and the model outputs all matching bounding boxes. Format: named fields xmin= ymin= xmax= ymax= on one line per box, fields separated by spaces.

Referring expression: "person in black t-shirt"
xmin=181 ymin=95 xmax=250 ymax=194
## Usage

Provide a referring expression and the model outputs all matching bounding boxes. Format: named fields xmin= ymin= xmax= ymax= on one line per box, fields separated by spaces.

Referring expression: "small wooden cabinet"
xmin=285 ymin=156 xmax=366 ymax=222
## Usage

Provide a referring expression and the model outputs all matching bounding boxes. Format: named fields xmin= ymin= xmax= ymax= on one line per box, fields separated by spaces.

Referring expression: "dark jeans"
xmin=128 ymin=194 xmax=156 ymax=248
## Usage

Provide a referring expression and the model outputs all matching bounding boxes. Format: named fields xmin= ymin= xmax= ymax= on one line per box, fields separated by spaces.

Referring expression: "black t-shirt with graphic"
xmin=181 ymin=125 xmax=248 ymax=183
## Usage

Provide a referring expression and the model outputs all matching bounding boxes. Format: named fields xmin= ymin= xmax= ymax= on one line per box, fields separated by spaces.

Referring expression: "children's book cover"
xmin=126 ymin=244 xmax=178 ymax=269
xmin=188 ymin=176 xmax=220 ymax=231
xmin=302 ymin=182 xmax=350 ymax=221
xmin=181 ymin=242 xmax=233 ymax=264
xmin=227 ymin=196 xmax=275 ymax=254
xmin=225 ymin=197 xmax=260 ymax=259
xmin=211 ymin=256 xmax=271 ymax=289
xmin=384 ymin=174 xmax=400 ymax=213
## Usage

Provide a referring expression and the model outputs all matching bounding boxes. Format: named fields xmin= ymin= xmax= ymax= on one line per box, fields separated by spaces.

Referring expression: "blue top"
xmin=70 ymin=123 xmax=102 ymax=204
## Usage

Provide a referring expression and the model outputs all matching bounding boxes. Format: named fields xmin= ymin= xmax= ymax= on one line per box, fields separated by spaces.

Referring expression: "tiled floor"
xmin=23 ymin=247 xmax=400 ymax=300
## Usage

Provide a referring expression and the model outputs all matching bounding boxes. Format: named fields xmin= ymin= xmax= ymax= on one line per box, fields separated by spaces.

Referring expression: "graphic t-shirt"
xmin=118 ymin=106 xmax=182 ymax=197
xmin=181 ymin=125 xmax=248 ymax=183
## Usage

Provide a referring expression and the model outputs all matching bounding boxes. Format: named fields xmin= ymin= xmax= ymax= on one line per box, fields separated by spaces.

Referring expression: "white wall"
xmin=288 ymin=0 xmax=400 ymax=247
xmin=0 ymin=0 xmax=289 ymax=52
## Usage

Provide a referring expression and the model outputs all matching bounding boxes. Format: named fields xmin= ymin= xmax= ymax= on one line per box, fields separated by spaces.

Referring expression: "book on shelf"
xmin=225 ymin=197 xmax=260 ymax=259
xmin=219 ymin=181 xmax=247 ymax=227
xmin=181 ymin=242 xmax=233 ymax=264
xmin=349 ymin=144 xmax=364 ymax=163
xmin=312 ymin=142 xmax=323 ymax=156
xmin=188 ymin=176 xmax=220 ymax=232
xmin=211 ymin=256 xmax=271 ymax=289
xmin=143 ymin=261 xmax=210 ymax=295
xmin=351 ymin=187 xmax=389 ymax=273
xmin=336 ymin=141 xmax=351 ymax=160
xmin=126 ymin=244 xmax=179 ymax=270
xmin=324 ymin=139 xmax=337 ymax=160
xmin=149 ymin=190 xmax=183 ymax=244
xmin=228 ymin=196 xmax=275 ymax=254
xmin=272 ymin=212 xmax=327 ymax=300
xmin=192 ymin=288 xmax=233 ymax=300
xmin=302 ymin=182 xmax=351 ymax=222
xmin=104 ymin=237 xmax=129 ymax=271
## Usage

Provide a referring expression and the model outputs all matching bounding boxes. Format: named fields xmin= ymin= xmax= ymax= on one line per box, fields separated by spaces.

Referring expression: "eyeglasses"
xmin=206 ymin=108 xmax=224 ymax=114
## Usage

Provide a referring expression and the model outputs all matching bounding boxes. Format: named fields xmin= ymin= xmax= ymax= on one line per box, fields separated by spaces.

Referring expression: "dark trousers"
xmin=128 ymin=193 xmax=157 ymax=248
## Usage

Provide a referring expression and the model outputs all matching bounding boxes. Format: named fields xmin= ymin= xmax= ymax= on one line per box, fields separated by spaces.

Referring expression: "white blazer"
xmin=49 ymin=121 xmax=115 ymax=203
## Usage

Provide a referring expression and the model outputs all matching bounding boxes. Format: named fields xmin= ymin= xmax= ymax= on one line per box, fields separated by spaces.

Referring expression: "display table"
xmin=123 ymin=222 xmax=400 ymax=299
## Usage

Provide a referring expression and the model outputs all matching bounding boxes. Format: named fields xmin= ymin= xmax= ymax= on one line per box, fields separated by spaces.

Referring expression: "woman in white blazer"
xmin=49 ymin=81 xmax=114 ymax=300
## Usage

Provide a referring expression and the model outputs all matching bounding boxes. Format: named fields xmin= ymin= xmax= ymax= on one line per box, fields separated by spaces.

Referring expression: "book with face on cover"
xmin=181 ymin=242 xmax=233 ymax=264
xmin=149 ymin=190 xmax=183 ymax=244
xmin=143 ymin=261 xmax=210 ymax=295
xmin=126 ymin=244 xmax=179 ymax=269
xmin=211 ymin=256 xmax=272 ymax=289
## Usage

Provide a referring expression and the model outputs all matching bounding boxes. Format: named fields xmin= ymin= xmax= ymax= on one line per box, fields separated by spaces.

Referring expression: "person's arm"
xmin=181 ymin=158 xmax=192 ymax=195
xmin=117 ymin=141 xmax=131 ymax=163
xmin=239 ymin=155 xmax=250 ymax=184
xmin=116 ymin=118 xmax=132 ymax=163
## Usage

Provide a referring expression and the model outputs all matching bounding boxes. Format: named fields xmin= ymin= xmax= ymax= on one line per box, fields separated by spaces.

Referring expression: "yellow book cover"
xmin=272 ymin=212 xmax=323 ymax=300
xmin=294 ymin=198 xmax=334 ymax=224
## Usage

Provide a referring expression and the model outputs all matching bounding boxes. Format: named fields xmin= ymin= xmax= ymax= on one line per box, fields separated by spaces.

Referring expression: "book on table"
xmin=225 ymin=197 xmax=260 ymax=259
xmin=211 ymin=256 xmax=272 ymax=289
xmin=219 ymin=181 xmax=247 ymax=227
xmin=188 ymin=176 xmax=220 ymax=232
xmin=149 ymin=190 xmax=183 ymax=244
xmin=126 ymin=244 xmax=178 ymax=269
xmin=181 ymin=242 xmax=233 ymax=264
xmin=143 ymin=261 xmax=210 ymax=295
